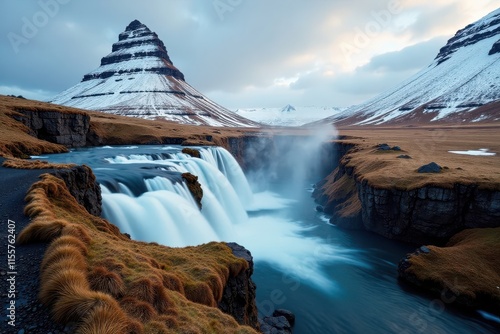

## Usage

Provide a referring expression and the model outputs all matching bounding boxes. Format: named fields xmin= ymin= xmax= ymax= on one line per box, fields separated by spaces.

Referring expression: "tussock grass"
xmin=2 ymin=158 xmax=76 ymax=169
xmin=406 ymin=228 xmax=500 ymax=309
xmin=88 ymin=266 xmax=126 ymax=298
xmin=335 ymin=125 xmax=500 ymax=191
xmin=319 ymin=169 xmax=361 ymax=218
xmin=20 ymin=172 xmax=258 ymax=333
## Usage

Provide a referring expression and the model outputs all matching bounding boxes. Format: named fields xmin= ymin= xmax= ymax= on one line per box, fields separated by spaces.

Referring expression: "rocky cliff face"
xmin=51 ymin=165 xmax=102 ymax=216
xmin=314 ymin=143 xmax=500 ymax=244
xmin=357 ymin=181 xmax=500 ymax=243
xmin=12 ymin=109 xmax=90 ymax=147
xmin=219 ymin=243 xmax=259 ymax=330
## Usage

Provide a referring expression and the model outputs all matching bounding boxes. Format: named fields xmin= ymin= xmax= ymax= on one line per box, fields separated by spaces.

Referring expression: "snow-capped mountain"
xmin=235 ymin=105 xmax=344 ymax=126
xmin=322 ymin=8 xmax=500 ymax=126
xmin=51 ymin=20 xmax=258 ymax=127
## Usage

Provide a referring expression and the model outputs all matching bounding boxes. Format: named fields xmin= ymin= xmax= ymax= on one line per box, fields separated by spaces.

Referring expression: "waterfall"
xmin=96 ymin=145 xmax=355 ymax=290
xmin=101 ymin=147 xmax=248 ymax=245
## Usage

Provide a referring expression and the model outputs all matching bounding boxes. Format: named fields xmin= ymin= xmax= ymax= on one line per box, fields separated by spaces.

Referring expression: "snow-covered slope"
xmin=235 ymin=105 xmax=345 ymax=126
xmin=322 ymin=8 xmax=500 ymax=126
xmin=51 ymin=20 xmax=258 ymax=127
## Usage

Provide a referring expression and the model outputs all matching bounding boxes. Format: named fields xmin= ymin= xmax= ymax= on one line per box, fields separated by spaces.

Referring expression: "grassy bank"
xmin=19 ymin=172 xmax=258 ymax=333
xmin=402 ymin=228 xmax=500 ymax=312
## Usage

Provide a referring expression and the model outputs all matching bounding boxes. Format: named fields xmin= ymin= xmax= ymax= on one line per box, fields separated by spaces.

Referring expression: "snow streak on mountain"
xmin=322 ymin=8 xmax=500 ymax=126
xmin=51 ymin=20 xmax=258 ymax=127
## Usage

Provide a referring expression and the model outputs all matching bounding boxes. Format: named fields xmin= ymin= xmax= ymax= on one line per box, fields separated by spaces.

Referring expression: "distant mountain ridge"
xmin=321 ymin=8 xmax=500 ymax=126
xmin=236 ymin=105 xmax=345 ymax=126
xmin=51 ymin=20 xmax=258 ymax=127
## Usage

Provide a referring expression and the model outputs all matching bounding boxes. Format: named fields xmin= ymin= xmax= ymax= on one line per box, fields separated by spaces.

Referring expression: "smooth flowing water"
xmin=43 ymin=145 xmax=499 ymax=334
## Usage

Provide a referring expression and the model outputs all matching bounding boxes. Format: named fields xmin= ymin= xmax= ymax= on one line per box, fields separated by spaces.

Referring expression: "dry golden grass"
xmin=336 ymin=125 xmax=500 ymax=191
xmin=0 ymin=96 xmax=76 ymax=158
xmin=20 ymin=172 xmax=259 ymax=333
xmin=2 ymin=158 xmax=76 ymax=169
xmin=319 ymin=169 xmax=362 ymax=218
xmin=406 ymin=228 xmax=500 ymax=307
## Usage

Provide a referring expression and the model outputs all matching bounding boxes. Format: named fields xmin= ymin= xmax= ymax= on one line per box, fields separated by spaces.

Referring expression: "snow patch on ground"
xmin=448 ymin=148 xmax=496 ymax=156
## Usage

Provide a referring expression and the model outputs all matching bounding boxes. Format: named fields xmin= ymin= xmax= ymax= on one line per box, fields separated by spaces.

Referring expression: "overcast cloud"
xmin=0 ymin=0 xmax=498 ymax=109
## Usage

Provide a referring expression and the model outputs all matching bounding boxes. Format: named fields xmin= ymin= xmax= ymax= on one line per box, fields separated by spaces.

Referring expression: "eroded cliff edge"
xmin=312 ymin=140 xmax=500 ymax=314
xmin=15 ymin=164 xmax=261 ymax=333
xmin=313 ymin=142 xmax=500 ymax=244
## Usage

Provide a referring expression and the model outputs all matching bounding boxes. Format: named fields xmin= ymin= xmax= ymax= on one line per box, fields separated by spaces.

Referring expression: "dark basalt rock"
xmin=376 ymin=143 xmax=403 ymax=152
xmin=489 ymin=39 xmax=500 ymax=55
xmin=273 ymin=309 xmax=296 ymax=327
xmin=313 ymin=143 xmax=500 ymax=244
xmin=51 ymin=165 xmax=102 ymax=216
xmin=435 ymin=12 xmax=500 ymax=64
xmin=259 ymin=316 xmax=292 ymax=334
xmin=397 ymin=154 xmax=412 ymax=159
xmin=417 ymin=162 xmax=442 ymax=173
xmin=218 ymin=243 xmax=259 ymax=330
xmin=10 ymin=109 xmax=90 ymax=147
xmin=377 ymin=143 xmax=391 ymax=151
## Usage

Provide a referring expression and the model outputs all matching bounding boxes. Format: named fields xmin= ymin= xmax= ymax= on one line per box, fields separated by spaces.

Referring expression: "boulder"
xmin=273 ymin=309 xmax=296 ymax=327
xmin=417 ymin=162 xmax=442 ymax=173
xmin=259 ymin=316 xmax=292 ymax=334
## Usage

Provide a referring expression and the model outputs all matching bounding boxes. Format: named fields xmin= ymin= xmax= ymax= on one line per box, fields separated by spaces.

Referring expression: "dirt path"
xmin=0 ymin=158 xmax=71 ymax=333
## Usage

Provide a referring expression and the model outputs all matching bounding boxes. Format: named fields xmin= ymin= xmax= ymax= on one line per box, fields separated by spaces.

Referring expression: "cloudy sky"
xmin=0 ymin=1 xmax=498 ymax=109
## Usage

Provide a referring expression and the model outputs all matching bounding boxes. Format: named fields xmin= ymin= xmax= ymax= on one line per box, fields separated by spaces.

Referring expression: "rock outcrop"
xmin=314 ymin=143 xmax=500 ymax=244
xmin=219 ymin=243 xmax=260 ymax=330
xmin=182 ymin=172 xmax=203 ymax=209
xmin=50 ymin=165 xmax=102 ymax=216
xmin=11 ymin=109 xmax=90 ymax=147
xmin=398 ymin=229 xmax=500 ymax=315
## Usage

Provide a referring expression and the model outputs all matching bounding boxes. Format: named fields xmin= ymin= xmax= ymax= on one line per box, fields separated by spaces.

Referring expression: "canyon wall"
xmin=48 ymin=165 xmax=260 ymax=329
xmin=313 ymin=143 xmax=500 ymax=244
xmin=12 ymin=109 xmax=90 ymax=147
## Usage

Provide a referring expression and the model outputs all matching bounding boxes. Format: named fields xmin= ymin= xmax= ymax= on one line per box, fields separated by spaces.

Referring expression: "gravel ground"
xmin=0 ymin=158 xmax=75 ymax=334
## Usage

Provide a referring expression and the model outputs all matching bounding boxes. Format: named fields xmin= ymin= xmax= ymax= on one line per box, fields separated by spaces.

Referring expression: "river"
xmin=42 ymin=145 xmax=499 ymax=333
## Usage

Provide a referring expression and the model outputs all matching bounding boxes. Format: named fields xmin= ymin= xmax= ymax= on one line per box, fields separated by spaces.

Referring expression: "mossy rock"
xmin=182 ymin=172 xmax=203 ymax=209
xmin=182 ymin=148 xmax=201 ymax=159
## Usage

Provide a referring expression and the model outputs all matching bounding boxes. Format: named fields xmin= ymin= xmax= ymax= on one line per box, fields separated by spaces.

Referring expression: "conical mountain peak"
xmin=51 ymin=20 xmax=258 ymax=127
xmin=125 ymin=19 xmax=145 ymax=32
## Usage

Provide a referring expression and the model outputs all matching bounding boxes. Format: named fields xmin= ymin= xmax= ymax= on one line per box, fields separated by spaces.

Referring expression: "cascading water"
xmin=43 ymin=144 xmax=499 ymax=334
xmin=92 ymin=146 xmax=352 ymax=289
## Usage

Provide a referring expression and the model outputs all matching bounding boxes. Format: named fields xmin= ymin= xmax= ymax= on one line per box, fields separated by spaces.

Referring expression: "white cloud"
xmin=0 ymin=0 xmax=497 ymax=108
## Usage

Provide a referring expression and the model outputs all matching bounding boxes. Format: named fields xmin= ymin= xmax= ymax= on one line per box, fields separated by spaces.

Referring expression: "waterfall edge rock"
xmin=50 ymin=165 xmax=102 ymax=216
xmin=219 ymin=242 xmax=260 ymax=330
